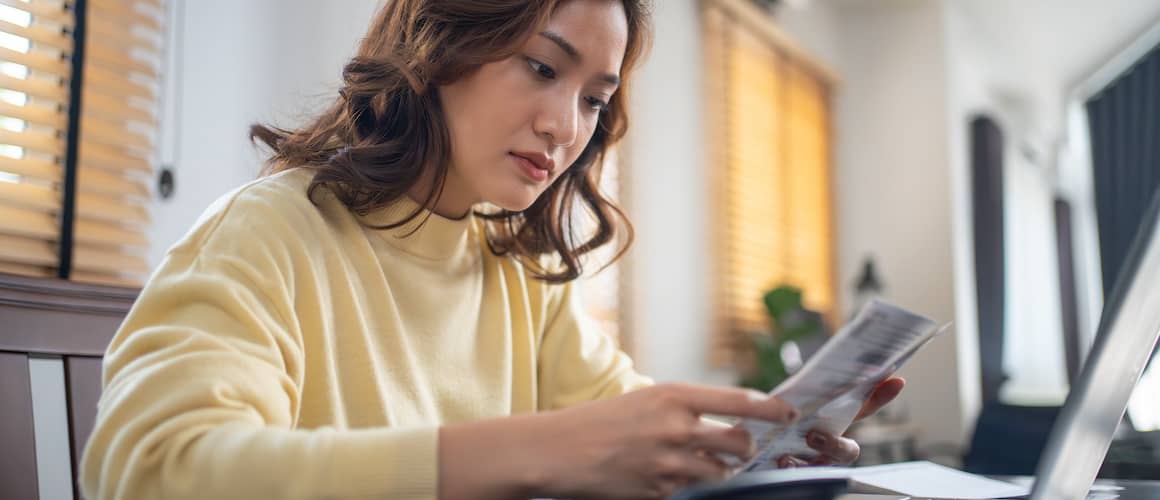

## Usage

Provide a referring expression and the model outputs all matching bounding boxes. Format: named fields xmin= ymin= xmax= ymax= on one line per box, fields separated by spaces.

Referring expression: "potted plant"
xmin=737 ymin=285 xmax=828 ymax=392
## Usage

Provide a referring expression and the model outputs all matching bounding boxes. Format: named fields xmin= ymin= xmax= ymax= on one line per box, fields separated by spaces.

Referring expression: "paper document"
xmin=722 ymin=461 xmax=1029 ymax=499
xmin=849 ymin=461 xmax=1030 ymax=499
xmin=725 ymin=300 xmax=948 ymax=472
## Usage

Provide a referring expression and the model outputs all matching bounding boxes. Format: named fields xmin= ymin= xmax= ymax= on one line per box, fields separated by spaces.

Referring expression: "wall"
xmin=1056 ymin=102 xmax=1104 ymax=357
xmin=785 ymin=0 xmax=971 ymax=449
xmin=825 ymin=1 xmax=966 ymax=448
xmin=941 ymin=0 xmax=988 ymax=445
xmin=151 ymin=0 xmax=382 ymax=267
xmin=623 ymin=0 xmax=732 ymax=385
xmin=775 ymin=1 xmax=843 ymax=70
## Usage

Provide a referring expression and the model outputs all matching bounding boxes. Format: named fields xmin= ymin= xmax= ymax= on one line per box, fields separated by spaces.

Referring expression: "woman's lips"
xmin=511 ymin=153 xmax=549 ymax=182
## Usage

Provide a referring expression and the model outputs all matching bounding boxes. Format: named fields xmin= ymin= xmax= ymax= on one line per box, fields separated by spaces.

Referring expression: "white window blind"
xmin=0 ymin=0 xmax=163 ymax=286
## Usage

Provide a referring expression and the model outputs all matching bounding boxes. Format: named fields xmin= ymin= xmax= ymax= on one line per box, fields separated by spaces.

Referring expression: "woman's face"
xmin=434 ymin=0 xmax=628 ymax=216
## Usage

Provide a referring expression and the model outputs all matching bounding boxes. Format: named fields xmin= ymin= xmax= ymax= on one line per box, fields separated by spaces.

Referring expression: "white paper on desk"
xmin=726 ymin=300 xmax=947 ymax=472
xmin=728 ymin=461 xmax=1029 ymax=499
xmin=849 ymin=461 xmax=1030 ymax=499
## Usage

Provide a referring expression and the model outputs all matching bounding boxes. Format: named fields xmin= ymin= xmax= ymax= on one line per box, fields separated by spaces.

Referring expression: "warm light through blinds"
xmin=704 ymin=0 xmax=836 ymax=361
xmin=74 ymin=0 xmax=161 ymax=285
xmin=0 ymin=0 xmax=162 ymax=286
xmin=0 ymin=0 xmax=72 ymax=278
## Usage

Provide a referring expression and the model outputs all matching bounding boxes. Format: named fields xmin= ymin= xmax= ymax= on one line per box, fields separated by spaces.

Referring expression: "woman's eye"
xmin=526 ymin=58 xmax=556 ymax=80
xmin=584 ymin=96 xmax=609 ymax=111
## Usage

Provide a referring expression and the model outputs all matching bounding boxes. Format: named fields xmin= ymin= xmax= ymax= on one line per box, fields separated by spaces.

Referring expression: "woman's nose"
xmin=534 ymin=96 xmax=580 ymax=148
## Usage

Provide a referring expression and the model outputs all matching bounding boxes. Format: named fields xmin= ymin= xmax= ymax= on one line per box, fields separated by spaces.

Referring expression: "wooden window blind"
xmin=703 ymin=0 xmax=837 ymax=362
xmin=0 ymin=0 xmax=162 ymax=286
xmin=0 ymin=0 xmax=74 ymax=279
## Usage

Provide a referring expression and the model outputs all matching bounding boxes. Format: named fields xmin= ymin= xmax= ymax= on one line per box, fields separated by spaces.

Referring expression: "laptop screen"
xmin=1031 ymin=189 xmax=1160 ymax=499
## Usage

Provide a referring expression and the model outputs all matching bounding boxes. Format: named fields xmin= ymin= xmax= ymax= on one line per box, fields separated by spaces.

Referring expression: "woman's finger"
xmin=688 ymin=422 xmax=754 ymax=460
xmin=662 ymin=384 xmax=799 ymax=423
xmin=809 ymin=455 xmax=836 ymax=466
xmin=806 ymin=431 xmax=861 ymax=465
xmin=855 ymin=377 xmax=906 ymax=421
xmin=656 ymin=451 xmax=729 ymax=484
xmin=776 ymin=455 xmax=809 ymax=468
xmin=654 ymin=477 xmax=694 ymax=500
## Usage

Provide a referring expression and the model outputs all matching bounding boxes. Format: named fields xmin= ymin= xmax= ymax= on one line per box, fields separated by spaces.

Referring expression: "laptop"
xmin=1029 ymin=187 xmax=1160 ymax=498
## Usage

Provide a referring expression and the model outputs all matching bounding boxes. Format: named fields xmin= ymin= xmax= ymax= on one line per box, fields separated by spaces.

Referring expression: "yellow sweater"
xmin=80 ymin=168 xmax=652 ymax=500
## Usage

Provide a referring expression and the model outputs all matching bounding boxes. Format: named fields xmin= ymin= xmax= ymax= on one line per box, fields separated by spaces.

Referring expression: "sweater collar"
xmin=361 ymin=195 xmax=476 ymax=261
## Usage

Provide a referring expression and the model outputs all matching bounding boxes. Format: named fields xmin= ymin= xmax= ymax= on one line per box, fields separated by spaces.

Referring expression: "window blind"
xmin=0 ymin=0 xmax=73 ymax=278
xmin=0 ymin=0 xmax=162 ymax=286
xmin=703 ymin=0 xmax=837 ymax=362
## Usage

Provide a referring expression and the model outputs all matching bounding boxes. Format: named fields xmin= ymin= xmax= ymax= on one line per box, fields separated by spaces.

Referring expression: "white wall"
xmin=775 ymin=1 xmax=843 ymax=71
xmin=623 ymin=0 xmax=733 ymax=385
xmin=826 ymin=1 xmax=965 ymax=449
xmin=787 ymin=0 xmax=972 ymax=449
xmin=151 ymin=0 xmax=382 ymax=267
xmin=1056 ymin=102 xmax=1104 ymax=356
xmin=941 ymin=0 xmax=988 ymax=447
xmin=784 ymin=6 xmax=969 ymax=432
xmin=1001 ymin=151 xmax=1068 ymax=404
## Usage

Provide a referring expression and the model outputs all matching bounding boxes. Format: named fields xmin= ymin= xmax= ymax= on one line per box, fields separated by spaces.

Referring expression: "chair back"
xmin=0 ymin=273 xmax=135 ymax=500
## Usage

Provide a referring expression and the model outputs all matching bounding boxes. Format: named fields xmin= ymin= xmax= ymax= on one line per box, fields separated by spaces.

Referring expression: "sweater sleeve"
xmin=536 ymin=281 xmax=654 ymax=410
xmin=79 ymin=188 xmax=438 ymax=500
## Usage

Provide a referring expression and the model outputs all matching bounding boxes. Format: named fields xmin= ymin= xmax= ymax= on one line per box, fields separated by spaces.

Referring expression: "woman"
xmin=81 ymin=1 xmax=903 ymax=499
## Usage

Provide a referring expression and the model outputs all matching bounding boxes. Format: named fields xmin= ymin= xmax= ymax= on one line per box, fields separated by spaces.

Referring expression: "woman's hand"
xmin=776 ymin=376 xmax=906 ymax=468
xmin=516 ymin=383 xmax=799 ymax=499
xmin=534 ymin=383 xmax=800 ymax=498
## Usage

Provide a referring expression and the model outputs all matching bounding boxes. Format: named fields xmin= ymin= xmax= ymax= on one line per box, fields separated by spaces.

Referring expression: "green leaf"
xmin=764 ymin=286 xmax=803 ymax=323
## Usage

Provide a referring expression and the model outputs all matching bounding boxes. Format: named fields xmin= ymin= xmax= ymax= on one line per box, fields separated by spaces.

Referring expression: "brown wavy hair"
xmin=250 ymin=0 xmax=652 ymax=283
